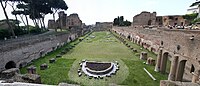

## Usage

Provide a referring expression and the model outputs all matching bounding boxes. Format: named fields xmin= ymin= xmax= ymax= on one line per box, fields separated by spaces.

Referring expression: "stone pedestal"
xmin=27 ymin=66 xmax=37 ymax=74
xmin=140 ymin=52 xmax=147 ymax=60
xmin=146 ymin=57 xmax=156 ymax=65
xmin=40 ymin=63 xmax=48 ymax=70
xmin=133 ymin=49 xmax=138 ymax=52
xmin=49 ymin=58 xmax=56 ymax=63
xmin=56 ymin=54 xmax=62 ymax=58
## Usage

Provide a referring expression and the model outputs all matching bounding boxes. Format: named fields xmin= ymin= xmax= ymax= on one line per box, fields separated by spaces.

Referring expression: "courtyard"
xmin=20 ymin=31 xmax=167 ymax=86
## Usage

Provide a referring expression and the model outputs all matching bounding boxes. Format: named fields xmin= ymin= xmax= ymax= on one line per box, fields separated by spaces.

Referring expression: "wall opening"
xmin=5 ymin=61 xmax=16 ymax=69
xmin=148 ymin=20 xmax=152 ymax=25
xmin=190 ymin=64 xmax=195 ymax=73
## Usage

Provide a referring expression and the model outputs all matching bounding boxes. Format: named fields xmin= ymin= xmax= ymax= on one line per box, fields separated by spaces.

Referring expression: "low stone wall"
xmin=160 ymin=80 xmax=200 ymax=86
xmin=0 ymin=32 xmax=78 ymax=71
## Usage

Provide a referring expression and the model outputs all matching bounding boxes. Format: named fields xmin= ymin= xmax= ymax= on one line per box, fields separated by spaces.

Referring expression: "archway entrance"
xmin=175 ymin=60 xmax=187 ymax=81
xmin=160 ymin=52 xmax=171 ymax=74
xmin=5 ymin=61 xmax=16 ymax=69
xmin=127 ymin=35 xmax=131 ymax=40
xmin=148 ymin=20 xmax=152 ymax=25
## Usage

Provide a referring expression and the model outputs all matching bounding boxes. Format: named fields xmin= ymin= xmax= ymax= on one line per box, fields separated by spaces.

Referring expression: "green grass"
xmin=121 ymin=59 xmax=167 ymax=86
xmin=20 ymin=31 xmax=168 ymax=86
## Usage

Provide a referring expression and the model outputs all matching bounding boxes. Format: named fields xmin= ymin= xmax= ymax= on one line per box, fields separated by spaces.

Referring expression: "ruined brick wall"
xmin=112 ymin=26 xmax=200 ymax=81
xmin=0 ymin=33 xmax=78 ymax=71
xmin=133 ymin=11 xmax=156 ymax=26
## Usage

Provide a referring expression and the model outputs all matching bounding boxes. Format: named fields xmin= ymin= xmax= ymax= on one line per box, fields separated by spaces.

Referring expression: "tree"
xmin=113 ymin=18 xmax=119 ymax=26
xmin=183 ymin=13 xmax=198 ymax=24
xmin=0 ymin=0 xmax=15 ymax=36
xmin=113 ymin=16 xmax=131 ymax=26
xmin=119 ymin=16 xmax=124 ymax=26
xmin=190 ymin=1 xmax=200 ymax=18
xmin=49 ymin=0 xmax=68 ymax=31
xmin=124 ymin=20 xmax=132 ymax=26
xmin=7 ymin=0 xmax=20 ymax=29
xmin=14 ymin=3 xmax=30 ymax=33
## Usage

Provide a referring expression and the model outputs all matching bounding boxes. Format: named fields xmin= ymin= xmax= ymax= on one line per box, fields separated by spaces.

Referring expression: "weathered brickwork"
xmin=0 ymin=33 xmax=78 ymax=71
xmin=112 ymin=26 xmax=200 ymax=84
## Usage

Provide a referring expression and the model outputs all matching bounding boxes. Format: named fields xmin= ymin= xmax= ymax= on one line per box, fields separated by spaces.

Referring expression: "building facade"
xmin=133 ymin=11 xmax=188 ymax=26
xmin=95 ymin=22 xmax=113 ymax=31
xmin=48 ymin=11 xmax=82 ymax=29
xmin=132 ymin=11 xmax=157 ymax=26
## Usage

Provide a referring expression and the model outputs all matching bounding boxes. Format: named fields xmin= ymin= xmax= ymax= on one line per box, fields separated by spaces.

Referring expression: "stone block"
xmin=146 ymin=57 xmax=155 ymax=65
xmin=60 ymin=51 xmax=66 ymax=55
xmin=133 ymin=49 xmax=138 ymax=52
xmin=140 ymin=52 xmax=147 ymax=60
xmin=40 ymin=63 xmax=48 ymax=70
xmin=27 ymin=66 xmax=37 ymax=74
xmin=49 ymin=58 xmax=56 ymax=63
xmin=56 ymin=54 xmax=62 ymax=58
xmin=1 ymin=68 xmax=20 ymax=79
xmin=22 ymin=74 xmax=41 ymax=84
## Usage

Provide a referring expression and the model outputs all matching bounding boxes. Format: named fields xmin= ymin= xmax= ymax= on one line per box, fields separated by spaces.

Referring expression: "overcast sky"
xmin=0 ymin=0 xmax=196 ymax=25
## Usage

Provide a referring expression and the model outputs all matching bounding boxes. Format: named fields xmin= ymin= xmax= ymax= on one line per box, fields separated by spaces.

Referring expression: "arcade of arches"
xmin=112 ymin=27 xmax=200 ymax=84
xmin=5 ymin=61 xmax=16 ymax=69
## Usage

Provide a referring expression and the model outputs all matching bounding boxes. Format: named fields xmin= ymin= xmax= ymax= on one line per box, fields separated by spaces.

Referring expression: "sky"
xmin=0 ymin=0 xmax=196 ymax=25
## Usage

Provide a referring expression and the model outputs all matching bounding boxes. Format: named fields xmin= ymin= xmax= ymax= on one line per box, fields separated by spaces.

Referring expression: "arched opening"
xmin=176 ymin=60 xmax=187 ymax=81
xmin=5 ymin=61 xmax=16 ymax=69
xmin=190 ymin=64 xmax=195 ymax=73
xmin=127 ymin=35 xmax=131 ymax=40
xmin=148 ymin=20 xmax=152 ymax=25
xmin=160 ymin=52 xmax=171 ymax=74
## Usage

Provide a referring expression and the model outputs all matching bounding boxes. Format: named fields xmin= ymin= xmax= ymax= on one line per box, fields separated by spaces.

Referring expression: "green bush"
xmin=0 ymin=29 xmax=10 ymax=39
xmin=30 ymin=27 xmax=42 ymax=34
xmin=14 ymin=28 xmax=26 ymax=36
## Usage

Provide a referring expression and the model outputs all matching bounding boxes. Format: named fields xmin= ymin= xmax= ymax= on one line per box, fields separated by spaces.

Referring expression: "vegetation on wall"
xmin=182 ymin=13 xmax=198 ymax=24
xmin=113 ymin=16 xmax=132 ymax=26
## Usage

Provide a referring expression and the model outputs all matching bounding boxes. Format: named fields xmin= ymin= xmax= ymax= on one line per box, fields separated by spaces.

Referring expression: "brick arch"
xmin=5 ymin=61 xmax=16 ymax=69
xmin=176 ymin=60 xmax=187 ymax=81
xmin=160 ymin=52 xmax=170 ymax=74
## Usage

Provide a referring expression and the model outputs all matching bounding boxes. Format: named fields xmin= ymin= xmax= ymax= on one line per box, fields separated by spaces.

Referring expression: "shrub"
xmin=0 ymin=29 xmax=11 ymax=39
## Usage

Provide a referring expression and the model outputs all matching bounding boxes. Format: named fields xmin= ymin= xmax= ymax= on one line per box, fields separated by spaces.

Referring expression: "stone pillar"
xmin=168 ymin=55 xmax=178 ymax=81
xmin=192 ymin=70 xmax=200 ymax=83
xmin=140 ymin=52 xmax=147 ymax=60
xmin=154 ymin=48 xmax=163 ymax=72
xmin=175 ymin=60 xmax=186 ymax=81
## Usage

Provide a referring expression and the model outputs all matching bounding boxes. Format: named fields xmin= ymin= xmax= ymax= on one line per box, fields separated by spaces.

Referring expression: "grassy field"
xmin=20 ymin=31 xmax=167 ymax=86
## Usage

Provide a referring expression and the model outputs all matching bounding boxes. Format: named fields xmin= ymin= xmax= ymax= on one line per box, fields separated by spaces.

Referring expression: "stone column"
xmin=192 ymin=70 xmax=200 ymax=83
xmin=140 ymin=52 xmax=147 ymax=60
xmin=154 ymin=48 xmax=163 ymax=72
xmin=168 ymin=55 xmax=178 ymax=81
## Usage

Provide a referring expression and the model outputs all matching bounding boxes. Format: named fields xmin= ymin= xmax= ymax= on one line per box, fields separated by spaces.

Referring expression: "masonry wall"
xmin=0 ymin=33 xmax=78 ymax=71
xmin=112 ymin=26 xmax=200 ymax=81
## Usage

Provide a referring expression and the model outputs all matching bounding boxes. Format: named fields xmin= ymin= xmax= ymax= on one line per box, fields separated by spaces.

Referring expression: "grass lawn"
xmin=20 ymin=31 xmax=168 ymax=86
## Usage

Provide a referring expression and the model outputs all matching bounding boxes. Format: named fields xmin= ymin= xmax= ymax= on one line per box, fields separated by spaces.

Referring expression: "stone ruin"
xmin=112 ymin=26 xmax=200 ymax=86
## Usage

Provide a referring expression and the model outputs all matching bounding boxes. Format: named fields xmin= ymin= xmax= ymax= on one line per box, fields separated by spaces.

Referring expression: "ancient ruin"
xmin=112 ymin=24 xmax=200 ymax=85
xmin=48 ymin=11 xmax=83 ymax=29
xmin=133 ymin=11 xmax=188 ymax=27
